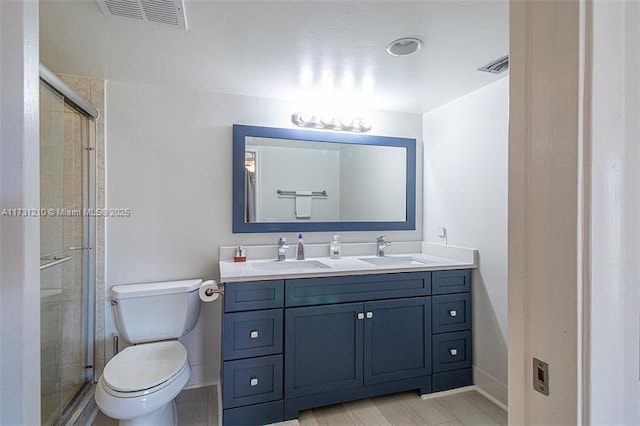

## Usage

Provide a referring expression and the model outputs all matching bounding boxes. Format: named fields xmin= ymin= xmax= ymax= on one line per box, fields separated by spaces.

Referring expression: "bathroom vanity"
xmin=219 ymin=244 xmax=476 ymax=425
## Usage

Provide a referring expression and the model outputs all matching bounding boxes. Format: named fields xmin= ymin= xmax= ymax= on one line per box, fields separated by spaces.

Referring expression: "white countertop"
xmin=219 ymin=242 xmax=477 ymax=283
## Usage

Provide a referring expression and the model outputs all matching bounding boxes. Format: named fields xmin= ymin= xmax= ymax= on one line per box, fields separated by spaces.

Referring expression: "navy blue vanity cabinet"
xmin=222 ymin=280 xmax=285 ymax=426
xmin=431 ymin=270 xmax=473 ymax=392
xmin=221 ymin=269 xmax=472 ymax=425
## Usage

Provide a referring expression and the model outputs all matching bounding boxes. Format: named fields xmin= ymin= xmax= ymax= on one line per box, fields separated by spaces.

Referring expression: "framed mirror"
xmin=233 ymin=124 xmax=416 ymax=233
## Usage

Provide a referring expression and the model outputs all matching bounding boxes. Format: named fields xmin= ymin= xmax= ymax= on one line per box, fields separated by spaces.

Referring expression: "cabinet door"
xmin=284 ymin=303 xmax=364 ymax=398
xmin=363 ymin=297 xmax=432 ymax=385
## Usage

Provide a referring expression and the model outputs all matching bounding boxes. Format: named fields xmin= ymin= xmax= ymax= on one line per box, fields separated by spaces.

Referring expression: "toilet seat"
xmin=102 ymin=341 xmax=188 ymax=397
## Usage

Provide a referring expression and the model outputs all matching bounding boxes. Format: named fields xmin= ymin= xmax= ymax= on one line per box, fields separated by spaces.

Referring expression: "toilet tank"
xmin=111 ymin=279 xmax=202 ymax=344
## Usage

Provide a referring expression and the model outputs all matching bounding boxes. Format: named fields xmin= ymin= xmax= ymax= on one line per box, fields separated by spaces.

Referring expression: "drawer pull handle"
xmin=250 ymin=330 xmax=259 ymax=339
xmin=449 ymin=310 xmax=457 ymax=317
xmin=449 ymin=348 xmax=458 ymax=356
xmin=250 ymin=378 xmax=259 ymax=387
xmin=357 ymin=313 xmax=364 ymax=320
xmin=366 ymin=311 xmax=373 ymax=319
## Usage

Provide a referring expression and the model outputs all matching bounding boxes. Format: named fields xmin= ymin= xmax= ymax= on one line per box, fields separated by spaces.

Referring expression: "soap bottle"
xmin=297 ymin=233 xmax=305 ymax=260
xmin=330 ymin=235 xmax=341 ymax=259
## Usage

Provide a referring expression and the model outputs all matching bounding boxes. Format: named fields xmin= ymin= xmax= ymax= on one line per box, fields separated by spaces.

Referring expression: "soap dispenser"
xmin=297 ymin=233 xmax=305 ymax=260
xmin=330 ymin=235 xmax=341 ymax=259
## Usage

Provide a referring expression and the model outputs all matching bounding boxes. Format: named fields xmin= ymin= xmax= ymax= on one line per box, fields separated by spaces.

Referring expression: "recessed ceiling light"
xmin=386 ymin=37 xmax=423 ymax=57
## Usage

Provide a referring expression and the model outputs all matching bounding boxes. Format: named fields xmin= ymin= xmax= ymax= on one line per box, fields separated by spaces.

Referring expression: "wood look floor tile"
xmin=304 ymin=403 xmax=356 ymax=426
xmin=92 ymin=411 xmax=117 ymax=426
xmin=435 ymin=394 xmax=501 ymax=426
xmin=342 ymin=398 xmax=392 ymax=425
xmin=371 ymin=393 xmax=429 ymax=425
xmin=460 ymin=391 xmax=503 ymax=414
xmin=435 ymin=420 xmax=465 ymax=426
xmin=398 ymin=394 xmax=458 ymax=425
xmin=297 ymin=409 xmax=321 ymax=426
xmin=91 ymin=384 xmax=508 ymax=426
xmin=487 ymin=409 xmax=508 ymax=425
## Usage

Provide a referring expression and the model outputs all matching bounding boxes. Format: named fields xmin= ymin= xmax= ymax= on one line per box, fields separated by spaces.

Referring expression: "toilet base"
xmin=119 ymin=400 xmax=177 ymax=426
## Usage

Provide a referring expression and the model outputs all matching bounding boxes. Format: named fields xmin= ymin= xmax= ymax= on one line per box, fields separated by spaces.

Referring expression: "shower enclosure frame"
xmin=39 ymin=63 xmax=98 ymax=423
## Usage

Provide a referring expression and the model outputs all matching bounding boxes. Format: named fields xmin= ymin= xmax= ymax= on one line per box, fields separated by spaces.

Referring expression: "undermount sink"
xmin=358 ymin=256 xmax=435 ymax=267
xmin=251 ymin=260 xmax=331 ymax=271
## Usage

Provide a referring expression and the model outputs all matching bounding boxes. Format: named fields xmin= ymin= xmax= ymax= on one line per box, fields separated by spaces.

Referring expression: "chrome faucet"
xmin=277 ymin=237 xmax=289 ymax=261
xmin=376 ymin=235 xmax=391 ymax=257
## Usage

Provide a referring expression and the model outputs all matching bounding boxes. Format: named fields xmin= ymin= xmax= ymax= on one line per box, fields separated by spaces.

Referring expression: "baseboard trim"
xmin=183 ymin=379 xmax=219 ymax=390
xmin=420 ymin=384 xmax=476 ymax=400
xmin=473 ymin=366 xmax=508 ymax=409
xmin=420 ymin=384 xmax=508 ymax=412
xmin=473 ymin=385 xmax=508 ymax=412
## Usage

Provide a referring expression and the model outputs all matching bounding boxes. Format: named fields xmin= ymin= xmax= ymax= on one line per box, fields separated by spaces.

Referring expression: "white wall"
xmin=590 ymin=0 xmax=640 ymax=423
xmin=0 ymin=0 xmax=41 ymax=423
xmin=423 ymin=77 xmax=508 ymax=405
xmin=104 ymin=80 xmax=422 ymax=386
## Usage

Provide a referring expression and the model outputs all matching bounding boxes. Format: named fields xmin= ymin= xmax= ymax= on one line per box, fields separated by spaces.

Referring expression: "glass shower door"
xmin=40 ymin=82 xmax=92 ymax=425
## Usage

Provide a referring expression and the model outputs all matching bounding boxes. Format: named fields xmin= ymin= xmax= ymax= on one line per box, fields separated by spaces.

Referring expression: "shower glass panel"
xmin=40 ymin=82 xmax=93 ymax=425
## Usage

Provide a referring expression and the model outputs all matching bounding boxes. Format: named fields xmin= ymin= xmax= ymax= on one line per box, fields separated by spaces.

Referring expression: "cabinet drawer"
xmin=223 ymin=355 xmax=283 ymax=409
xmin=432 ymin=294 xmax=471 ymax=334
xmin=224 ymin=280 xmax=284 ymax=312
xmin=223 ymin=400 xmax=284 ymax=426
xmin=432 ymin=270 xmax=471 ymax=295
xmin=223 ymin=310 xmax=283 ymax=360
xmin=432 ymin=330 xmax=472 ymax=373
xmin=286 ymin=272 xmax=431 ymax=307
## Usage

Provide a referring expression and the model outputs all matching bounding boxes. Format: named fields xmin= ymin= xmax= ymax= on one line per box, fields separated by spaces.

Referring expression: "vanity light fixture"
xmin=292 ymin=113 xmax=372 ymax=133
xmin=386 ymin=37 xmax=423 ymax=56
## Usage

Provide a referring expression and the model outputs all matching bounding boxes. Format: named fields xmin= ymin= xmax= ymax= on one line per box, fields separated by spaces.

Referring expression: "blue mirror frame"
xmin=232 ymin=124 xmax=416 ymax=233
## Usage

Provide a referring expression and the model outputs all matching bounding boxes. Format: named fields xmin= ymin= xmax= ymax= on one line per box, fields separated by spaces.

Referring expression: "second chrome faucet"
xmin=376 ymin=235 xmax=391 ymax=257
xmin=277 ymin=237 xmax=289 ymax=261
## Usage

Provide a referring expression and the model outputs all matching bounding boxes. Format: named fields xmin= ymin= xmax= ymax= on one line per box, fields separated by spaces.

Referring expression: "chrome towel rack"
xmin=276 ymin=190 xmax=328 ymax=197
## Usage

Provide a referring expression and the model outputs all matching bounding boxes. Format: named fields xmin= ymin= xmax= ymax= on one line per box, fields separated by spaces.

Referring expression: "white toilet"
xmin=95 ymin=279 xmax=204 ymax=425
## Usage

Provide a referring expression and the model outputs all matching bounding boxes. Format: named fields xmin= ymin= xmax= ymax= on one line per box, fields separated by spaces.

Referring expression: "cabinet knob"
xmin=357 ymin=313 xmax=364 ymax=320
xmin=250 ymin=378 xmax=259 ymax=387
xmin=449 ymin=310 xmax=457 ymax=317
xmin=449 ymin=348 xmax=458 ymax=356
xmin=250 ymin=330 xmax=259 ymax=339
xmin=366 ymin=311 xmax=373 ymax=319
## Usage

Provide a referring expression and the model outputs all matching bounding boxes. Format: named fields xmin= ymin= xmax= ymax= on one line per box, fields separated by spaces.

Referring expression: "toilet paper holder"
xmin=204 ymin=285 xmax=224 ymax=297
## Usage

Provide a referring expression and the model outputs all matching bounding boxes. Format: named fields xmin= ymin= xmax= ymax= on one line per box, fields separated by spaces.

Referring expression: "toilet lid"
xmin=103 ymin=341 xmax=188 ymax=392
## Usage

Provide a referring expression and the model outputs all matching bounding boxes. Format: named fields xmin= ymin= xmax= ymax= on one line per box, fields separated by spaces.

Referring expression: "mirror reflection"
xmin=233 ymin=124 xmax=416 ymax=233
xmin=244 ymin=137 xmax=407 ymax=223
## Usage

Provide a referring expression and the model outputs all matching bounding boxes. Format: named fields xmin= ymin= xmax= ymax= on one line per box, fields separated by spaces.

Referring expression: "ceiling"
xmin=40 ymin=0 xmax=508 ymax=114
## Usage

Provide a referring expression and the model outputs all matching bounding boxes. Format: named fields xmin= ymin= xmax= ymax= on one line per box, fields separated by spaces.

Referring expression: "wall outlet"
xmin=533 ymin=357 xmax=549 ymax=396
xmin=436 ymin=226 xmax=447 ymax=244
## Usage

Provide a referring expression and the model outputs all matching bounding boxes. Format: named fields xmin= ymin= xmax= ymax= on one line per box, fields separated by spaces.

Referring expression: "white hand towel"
xmin=295 ymin=191 xmax=312 ymax=218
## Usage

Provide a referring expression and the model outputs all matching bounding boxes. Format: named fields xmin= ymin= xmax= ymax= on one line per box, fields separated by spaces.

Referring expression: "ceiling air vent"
xmin=478 ymin=55 xmax=509 ymax=74
xmin=96 ymin=0 xmax=187 ymax=30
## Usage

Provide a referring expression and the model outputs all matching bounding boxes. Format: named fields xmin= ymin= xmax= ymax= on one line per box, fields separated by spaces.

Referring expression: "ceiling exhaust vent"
xmin=478 ymin=55 xmax=509 ymax=74
xmin=96 ymin=0 xmax=187 ymax=30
